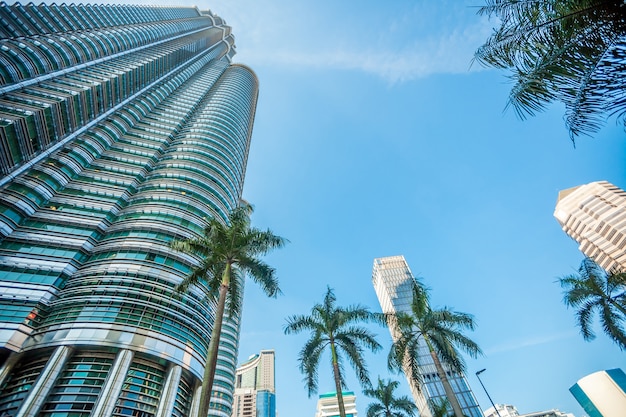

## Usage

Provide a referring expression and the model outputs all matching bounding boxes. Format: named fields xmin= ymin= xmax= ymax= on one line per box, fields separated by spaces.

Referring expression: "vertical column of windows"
xmin=12 ymin=4 xmax=41 ymax=34
xmin=112 ymin=357 xmax=166 ymax=417
xmin=0 ymin=349 xmax=52 ymax=415
xmin=37 ymin=5 xmax=68 ymax=33
xmin=172 ymin=373 xmax=193 ymax=417
xmin=38 ymin=350 xmax=115 ymax=417
xmin=0 ymin=3 xmax=20 ymax=38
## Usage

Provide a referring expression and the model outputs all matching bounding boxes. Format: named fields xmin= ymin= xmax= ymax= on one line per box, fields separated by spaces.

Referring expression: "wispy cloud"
xmin=485 ymin=331 xmax=579 ymax=356
xmin=227 ymin=1 xmax=494 ymax=83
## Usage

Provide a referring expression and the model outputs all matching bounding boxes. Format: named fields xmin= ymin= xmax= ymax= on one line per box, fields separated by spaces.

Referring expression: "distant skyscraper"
xmin=372 ymin=256 xmax=482 ymax=417
xmin=231 ymin=350 xmax=276 ymax=417
xmin=554 ymin=181 xmax=626 ymax=271
xmin=315 ymin=391 xmax=357 ymax=417
xmin=0 ymin=2 xmax=258 ymax=417
xmin=570 ymin=368 xmax=626 ymax=417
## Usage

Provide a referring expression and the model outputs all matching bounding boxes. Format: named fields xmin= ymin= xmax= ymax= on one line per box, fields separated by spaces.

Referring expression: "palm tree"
xmin=387 ymin=283 xmax=482 ymax=417
xmin=429 ymin=398 xmax=452 ymax=417
xmin=284 ymin=287 xmax=382 ymax=417
xmin=474 ymin=0 xmax=626 ymax=139
xmin=560 ymin=257 xmax=626 ymax=349
xmin=170 ymin=204 xmax=287 ymax=417
xmin=363 ymin=377 xmax=417 ymax=417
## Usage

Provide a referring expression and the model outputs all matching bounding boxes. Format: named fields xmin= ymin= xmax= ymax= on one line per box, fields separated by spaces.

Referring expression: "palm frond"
xmin=474 ymin=0 xmax=626 ymax=139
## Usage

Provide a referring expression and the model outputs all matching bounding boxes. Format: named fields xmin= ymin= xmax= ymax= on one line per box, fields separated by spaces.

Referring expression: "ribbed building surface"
xmin=372 ymin=256 xmax=482 ymax=417
xmin=554 ymin=181 xmax=626 ymax=272
xmin=231 ymin=350 xmax=275 ymax=417
xmin=0 ymin=3 xmax=258 ymax=417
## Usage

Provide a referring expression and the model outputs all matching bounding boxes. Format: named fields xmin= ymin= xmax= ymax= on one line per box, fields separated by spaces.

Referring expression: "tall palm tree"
xmin=284 ymin=287 xmax=382 ymax=417
xmin=170 ymin=204 xmax=287 ymax=417
xmin=363 ymin=377 xmax=417 ymax=417
xmin=560 ymin=257 xmax=626 ymax=349
xmin=474 ymin=0 xmax=626 ymax=139
xmin=388 ymin=283 xmax=481 ymax=417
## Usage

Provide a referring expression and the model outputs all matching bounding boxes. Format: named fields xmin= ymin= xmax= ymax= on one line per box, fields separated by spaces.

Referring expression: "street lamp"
xmin=475 ymin=368 xmax=502 ymax=417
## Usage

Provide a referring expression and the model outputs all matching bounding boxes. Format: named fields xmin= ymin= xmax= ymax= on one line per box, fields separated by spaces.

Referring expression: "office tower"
xmin=372 ymin=256 xmax=482 ymax=417
xmin=314 ymin=392 xmax=357 ymax=417
xmin=0 ymin=3 xmax=258 ymax=417
xmin=231 ymin=350 xmax=276 ymax=417
xmin=570 ymin=368 xmax=626 ymax=417
xmin=554 ymin=181 xmax=626 ymax=271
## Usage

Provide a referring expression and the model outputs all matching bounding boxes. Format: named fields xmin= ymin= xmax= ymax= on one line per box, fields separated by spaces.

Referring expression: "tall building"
xmin=372 ymin=255 xmax=482 ymax=417
xmin=554 ymin=181 xmax=626 ymax=271
xmin=484 ymin=404 xmax=574 ymax=417
xmin=570 ymin=368 xmax=626 ymax=417
xmin=0 ymin=3 xmax=258 ymax=417
xmin=314 ymin=392 xmax=357 ymax=417
xmin=231 ymin=350 xmax=276 ymax=417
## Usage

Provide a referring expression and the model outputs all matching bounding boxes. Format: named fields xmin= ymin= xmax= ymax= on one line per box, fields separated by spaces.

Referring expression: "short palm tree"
xmin=363 ymin=377 xmax=417 ymax=417
xmin=284 ymin=287 xmax=382 ymax=417
xmin=474 ymin=0 xmax=626 ymax=139
xmin=388 ymin=283 xmax=481 ymax=417
xmin=170 ymin=204 xmax=287 ymax=417
xmin=429 ymin=398 xmax=452 ymax=417
xmin=560 ymin=257 xmax=626 ymax=350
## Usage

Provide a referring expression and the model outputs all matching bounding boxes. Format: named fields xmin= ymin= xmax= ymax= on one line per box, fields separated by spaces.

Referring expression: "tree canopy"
xmin=474 ymin=0 xmax=626 ymax=140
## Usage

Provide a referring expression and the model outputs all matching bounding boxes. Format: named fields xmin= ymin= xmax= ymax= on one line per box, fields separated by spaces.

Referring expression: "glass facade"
xmin=0 ymin=3 xmax=258 ymax=417
xmin=232 ymin=350 xmax=276 ymax=417
xmin=372 ymin=256 xmax=483 ymax=417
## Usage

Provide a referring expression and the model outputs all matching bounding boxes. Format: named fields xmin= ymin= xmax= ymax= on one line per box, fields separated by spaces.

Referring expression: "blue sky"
xmin=164 ymin=1 xmax=624 ymax=415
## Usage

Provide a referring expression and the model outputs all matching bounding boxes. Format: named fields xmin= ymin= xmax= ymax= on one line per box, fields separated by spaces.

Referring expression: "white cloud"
xmin=229 ymin=3 xmax=494 ymax=83
xmin=485 ymin=331 xmax=579 ymax=355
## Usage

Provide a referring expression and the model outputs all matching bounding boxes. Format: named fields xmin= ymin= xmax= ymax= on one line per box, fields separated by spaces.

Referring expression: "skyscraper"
xmin=0 ymin=3 xmax=258 ymax=417
xmin=231 ymin=350 xmax=276 ymax=417
xmin=554 ymin=181 xmax=626 ymax=271
xmin=372 ymin=256 xmax=482 ymax=417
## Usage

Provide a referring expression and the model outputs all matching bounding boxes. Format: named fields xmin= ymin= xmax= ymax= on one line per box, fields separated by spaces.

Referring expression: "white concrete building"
xmin=554 ymin=181 xmax=626 ymax=271
xmin=315 ymin=391 xmax=357 ymax=417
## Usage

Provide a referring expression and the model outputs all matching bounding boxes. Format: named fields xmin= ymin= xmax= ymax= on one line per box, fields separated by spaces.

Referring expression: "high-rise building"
xmin=554 ymin=181 xmax=626 ymax=271
xmin=484 ymin=404 xmax=575 ymax=417
xmin=570 ymin=368 xmax=626 ymax=417
xmin=231 ymin=350 xmax=276 ymax=417
xmin=314 ymin=391 xmax=357 ymax=417
xmin=0 ymin=3 xmax=258 ymax=417
xmin=372 ymin=255 xmax=483 ymax=417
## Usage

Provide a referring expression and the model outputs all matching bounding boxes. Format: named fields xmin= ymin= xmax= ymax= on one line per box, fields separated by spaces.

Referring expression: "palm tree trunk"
xmin=198 ymin=264 xmax=231 ymax=417
xmin=330 ymin=341 xmax=347 ymax=417
xmin=429 ymin=348 xmax=464 ymax=417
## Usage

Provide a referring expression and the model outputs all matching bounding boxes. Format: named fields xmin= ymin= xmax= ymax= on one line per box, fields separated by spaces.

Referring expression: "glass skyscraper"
xmin=372 ymin=256 xmax=482 ymax=417
xmin=231 ymin=350 xmax=275 ymax=417
xmin=0 ymin=2 xmax=258 ymax=417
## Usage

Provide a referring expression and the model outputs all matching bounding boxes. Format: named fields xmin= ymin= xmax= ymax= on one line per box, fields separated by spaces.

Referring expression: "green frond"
xmin=600 ymin=303 xmax=626 ymax=349
xmin=285 ymin=287 xmax=381 ymax=398
xmin=474 ymin=0 xmax=626 ymax=139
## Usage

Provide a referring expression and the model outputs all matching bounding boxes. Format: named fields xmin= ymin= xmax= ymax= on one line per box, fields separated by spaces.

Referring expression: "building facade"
xmin=314 ymin=392 xmax=357 ymax=417
xmin=484 ymin=404 xmax=574 ymax=417
xmin=0 ymin=3 xmax=258 ymax=417
xmin=570 ymin=368 xmax=626 ymax=417
xmin=554 ymin=181 xmax=626 ymax=271
xmin=231 ymin=350 xmax=276 ymax=417
xmin=372 ymin=255 xmax=482 ymax=417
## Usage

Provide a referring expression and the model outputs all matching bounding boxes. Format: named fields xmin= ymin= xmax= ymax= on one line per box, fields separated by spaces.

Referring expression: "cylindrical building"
xmin=0 ymin=3 xmax=258 ymax=417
